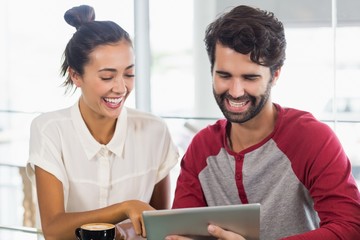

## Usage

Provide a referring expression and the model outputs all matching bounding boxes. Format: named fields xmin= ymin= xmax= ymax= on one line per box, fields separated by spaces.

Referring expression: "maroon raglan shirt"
xmin=172 ymin=103 xmax=360 ymax=240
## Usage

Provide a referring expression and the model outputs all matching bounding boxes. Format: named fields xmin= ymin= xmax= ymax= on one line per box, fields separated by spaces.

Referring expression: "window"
xmin=1 ymin=0 xmax=359 ymax=228
xmin=0 ymin=0 xmax=134 ymax=227
xmin=148 ymin=0 xmax=360 ymax=187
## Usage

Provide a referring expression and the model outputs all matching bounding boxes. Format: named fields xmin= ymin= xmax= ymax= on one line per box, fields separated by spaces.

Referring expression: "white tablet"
xmin=143 ymin=203 xmax=260 ymax=240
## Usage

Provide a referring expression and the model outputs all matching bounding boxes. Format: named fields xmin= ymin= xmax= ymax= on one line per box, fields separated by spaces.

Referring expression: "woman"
xmin=26 ymin=5 xmax=179 ymax=240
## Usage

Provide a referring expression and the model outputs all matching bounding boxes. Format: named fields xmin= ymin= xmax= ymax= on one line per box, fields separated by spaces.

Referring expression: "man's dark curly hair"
xmin=205 ymin=5 xmax=286 ymax=75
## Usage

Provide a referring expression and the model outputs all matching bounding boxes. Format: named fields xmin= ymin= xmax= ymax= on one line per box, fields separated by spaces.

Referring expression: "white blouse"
xmin=27 ymin=102 xmax=179 ymax=214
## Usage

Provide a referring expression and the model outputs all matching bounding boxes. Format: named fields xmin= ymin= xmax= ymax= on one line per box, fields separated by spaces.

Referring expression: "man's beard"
xmin=213 ymin=80 xmax=272 ymax=124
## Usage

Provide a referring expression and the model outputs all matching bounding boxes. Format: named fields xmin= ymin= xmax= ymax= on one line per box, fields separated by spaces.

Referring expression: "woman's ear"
xmin=69 ymin=68 xmax=82 ymax=87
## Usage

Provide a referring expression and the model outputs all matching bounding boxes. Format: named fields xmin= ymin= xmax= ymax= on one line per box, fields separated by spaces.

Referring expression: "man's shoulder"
xmin=277 ymin=104 xmax=325 ymax=127
xmin=277 ymin=104 xmax=314 ymax=118
xmin=275 ymin=104 xmax=335 ymax=143
xmin=189 ymin=119 xmax=227 ymax=150
xmin=196 ymin=119 xmax=227 ymax=136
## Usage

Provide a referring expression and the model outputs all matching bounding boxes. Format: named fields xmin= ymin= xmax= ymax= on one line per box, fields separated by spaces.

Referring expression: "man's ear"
xmin=69 ymin=68 xmax=82 ymax=87
xmin=272 ymin=68 xmax=281 ymax=86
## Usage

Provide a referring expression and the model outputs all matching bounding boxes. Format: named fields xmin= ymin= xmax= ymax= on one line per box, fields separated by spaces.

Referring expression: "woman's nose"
xmin=112 ymin=77 xmax=126 ymax=94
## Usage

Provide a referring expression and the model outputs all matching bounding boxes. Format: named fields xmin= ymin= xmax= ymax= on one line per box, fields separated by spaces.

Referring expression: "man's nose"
xmin=228 ymin=79 xmax=245 ymax=98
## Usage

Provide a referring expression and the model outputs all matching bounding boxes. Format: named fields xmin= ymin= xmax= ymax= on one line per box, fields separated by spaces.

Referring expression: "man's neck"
xmin=228 ymin=103 xmax=277 ymax=153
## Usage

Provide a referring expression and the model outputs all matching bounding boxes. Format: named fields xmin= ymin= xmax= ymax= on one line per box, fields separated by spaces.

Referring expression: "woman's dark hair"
xmin=60 ymin=5 xmax=132 ymax=93
xmin=204 ymin=5 xmax=286 ymax=75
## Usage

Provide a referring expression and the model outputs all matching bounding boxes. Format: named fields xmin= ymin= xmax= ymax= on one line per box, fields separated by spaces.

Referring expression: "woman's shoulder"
xmin=126 ymin=107 xmax=166 ymax=125
xmin=31 ymin=107 xmax=72 ymax=129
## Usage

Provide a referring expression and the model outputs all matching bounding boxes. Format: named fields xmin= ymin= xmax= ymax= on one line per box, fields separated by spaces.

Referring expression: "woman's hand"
xmin=116 ymin=220 xmax=146 ymax=240
xmin=121 ymin=200 xmax=155 ymax=238
xmin=117 ymin=176 xmax=171 ymax=239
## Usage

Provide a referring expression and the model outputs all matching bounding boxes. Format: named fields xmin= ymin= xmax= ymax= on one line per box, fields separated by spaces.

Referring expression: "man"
xmin=167 ymin=5 xmax=360 ymax=240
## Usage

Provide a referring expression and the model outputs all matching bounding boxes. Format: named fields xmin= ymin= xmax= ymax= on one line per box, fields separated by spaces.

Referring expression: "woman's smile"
xmin=102 ymin=96 xmax=124 ymax=109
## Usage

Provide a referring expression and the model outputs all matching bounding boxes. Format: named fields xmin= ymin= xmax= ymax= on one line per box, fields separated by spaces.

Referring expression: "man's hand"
xmin=207 ymin=224 xmax=246 ymax=240
xmin=165 ymin=224 xmax=246 ymax=240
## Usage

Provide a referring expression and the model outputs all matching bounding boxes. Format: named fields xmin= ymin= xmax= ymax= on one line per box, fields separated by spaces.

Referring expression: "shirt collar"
xmin=71 ymin=102 xmax=128 ymax=160
xmin=107 ymin=107 xmax=127 ymax=158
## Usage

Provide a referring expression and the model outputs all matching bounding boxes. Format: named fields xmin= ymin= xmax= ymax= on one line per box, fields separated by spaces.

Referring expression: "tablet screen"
xmin=143 ymin=203 xmax=260 ymax=240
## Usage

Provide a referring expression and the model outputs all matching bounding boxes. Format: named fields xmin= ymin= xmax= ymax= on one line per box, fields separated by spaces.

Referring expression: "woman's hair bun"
xmin=64 ymin=5 xmax=95 ymax=30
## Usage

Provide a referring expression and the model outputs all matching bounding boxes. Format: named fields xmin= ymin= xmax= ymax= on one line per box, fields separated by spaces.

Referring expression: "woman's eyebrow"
xmin=98 ymin=64 xmax=135 ymax=73
xmin=125 ymin=64 xmax=135 ymax=70
xmin=98 ymin=68 xmax=117 ymax=73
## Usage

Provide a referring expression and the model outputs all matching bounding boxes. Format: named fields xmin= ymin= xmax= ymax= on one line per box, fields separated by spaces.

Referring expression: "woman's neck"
xmin=78 ymin=100 xmax=117 ymax=145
